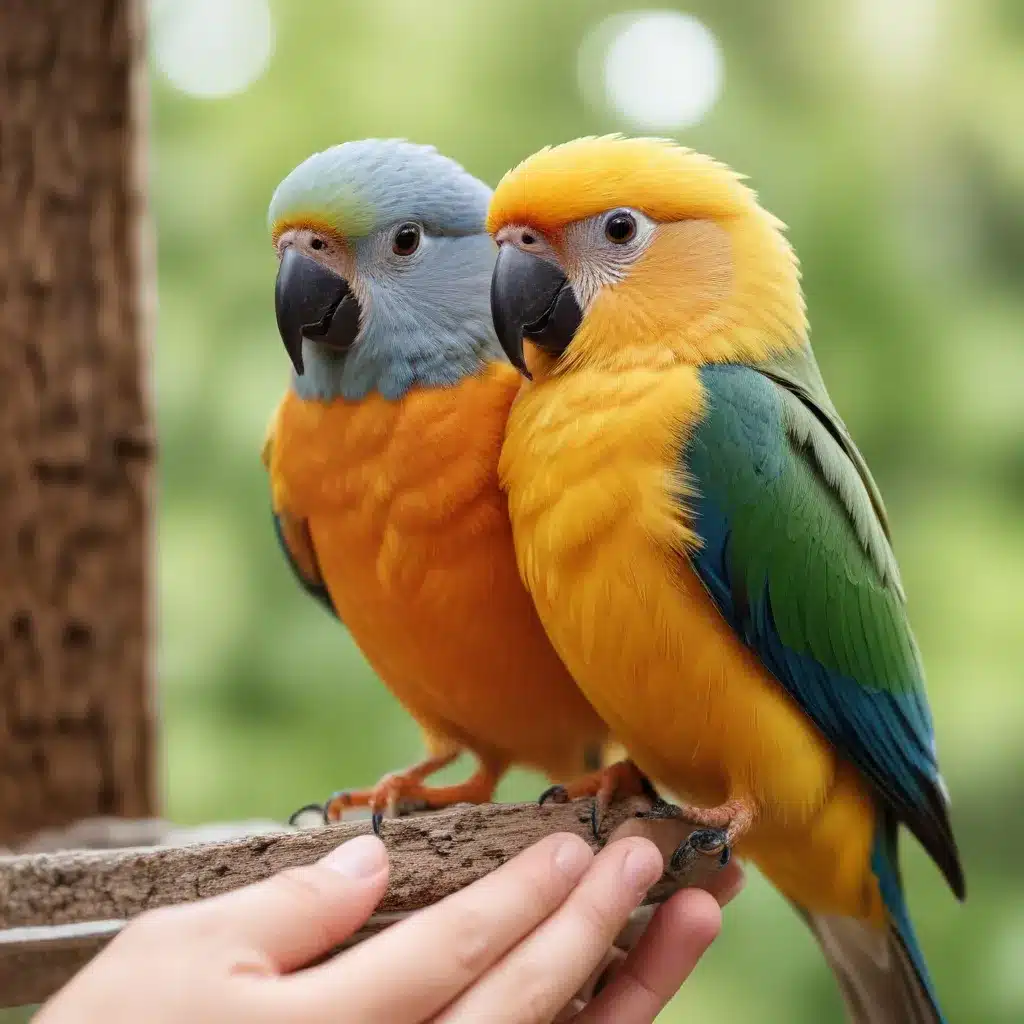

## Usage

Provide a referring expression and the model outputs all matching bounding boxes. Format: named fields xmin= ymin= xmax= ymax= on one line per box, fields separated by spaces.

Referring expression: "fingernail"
xmin=553 ymin=836 xmax=592 ymax=880
xmin=321 ymin=834 xmax=386 ymax=879
xmin=621 ymin=842 xmax=663 ymax=897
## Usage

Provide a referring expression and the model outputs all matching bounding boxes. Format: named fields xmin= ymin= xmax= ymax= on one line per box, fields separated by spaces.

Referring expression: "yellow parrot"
xmin=487 ymin=136 xmax=963 ymax=1022
xmin=263 ymin=139 xmax=608 ymax=827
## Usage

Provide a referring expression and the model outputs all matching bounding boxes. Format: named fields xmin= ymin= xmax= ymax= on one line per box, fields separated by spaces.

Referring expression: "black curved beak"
xmin=490 ymin=245 xmax=582 ymax=379
xmin=274 ymin=248 xmax=362 ymax=375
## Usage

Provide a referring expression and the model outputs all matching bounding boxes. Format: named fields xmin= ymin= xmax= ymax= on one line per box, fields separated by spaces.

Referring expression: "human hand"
xmin=37 ymin=830 xmax=743 ymax=1023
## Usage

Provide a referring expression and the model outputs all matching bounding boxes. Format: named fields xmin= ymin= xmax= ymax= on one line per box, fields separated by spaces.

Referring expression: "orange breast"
xmin=269 ymin=363 xmax=606 ymax=778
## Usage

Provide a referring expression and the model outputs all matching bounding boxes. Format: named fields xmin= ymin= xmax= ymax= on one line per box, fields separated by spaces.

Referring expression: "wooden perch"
xmin=0 ymin=798 xmax=722 ymax=1008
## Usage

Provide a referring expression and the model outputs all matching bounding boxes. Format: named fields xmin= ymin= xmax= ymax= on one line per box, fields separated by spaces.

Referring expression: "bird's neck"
xmin=290 ymin=323 xmax=504 ymax=402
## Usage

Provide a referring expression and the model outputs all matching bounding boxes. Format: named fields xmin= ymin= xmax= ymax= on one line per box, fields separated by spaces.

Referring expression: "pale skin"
xmin=275 ymin=225 xmax=355 ymax=281
xmin=37 ymin=831 xmax=744 ymax=1024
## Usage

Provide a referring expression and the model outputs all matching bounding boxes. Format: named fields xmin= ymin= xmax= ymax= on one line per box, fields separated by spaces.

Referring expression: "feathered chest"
xmin=277 ymin=380 xmax=502 ymax=517
xmin=498 ymin=366 xmax=707 ymax=597
xmin=269 ymin=374 xmax=518 ymax=596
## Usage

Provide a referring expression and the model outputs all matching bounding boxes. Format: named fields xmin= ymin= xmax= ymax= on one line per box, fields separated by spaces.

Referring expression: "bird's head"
xmin=269 ymin=139 xmax=498 ymax=400
xmin=486 ymin=135 xmax=808 ymax=381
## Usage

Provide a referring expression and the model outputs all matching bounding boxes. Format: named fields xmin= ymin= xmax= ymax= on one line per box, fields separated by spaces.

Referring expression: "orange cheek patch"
xmin=629 ymin=220 xmax=734 ymax=313
xmin=555 ymin=220 xmax=736 ymax=375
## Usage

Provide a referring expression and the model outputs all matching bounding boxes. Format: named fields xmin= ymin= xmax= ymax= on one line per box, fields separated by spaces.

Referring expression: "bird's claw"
xmin=669 ymin=827 xmax=731 ymax=873
xmin=324 ymin=787 xmax=422 ymax=829
xmin=538 ymin=784 xmax=570 ymax=806
xmin=539 ymin=785 xmax=603 ymax=837
xmin=538 ymin=761 xmax=655 ymax=840
xmin=635 ymin=797 xmax=683 ymax=821
xmin=324 ymin=789 xmax=360 ymax=823
xmin=287 ymin=802 xmax=329 ymax=827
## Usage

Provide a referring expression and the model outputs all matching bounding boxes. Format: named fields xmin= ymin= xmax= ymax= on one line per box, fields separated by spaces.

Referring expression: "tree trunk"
xmin=0 ymin=0 xmax=156 ymax=845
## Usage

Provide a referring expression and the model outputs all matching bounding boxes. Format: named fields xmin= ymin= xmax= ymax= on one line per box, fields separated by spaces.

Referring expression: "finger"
xmin=280 ymin=831 xmax=593 ymax=1022
xmin=606 ymin=811 xmax=746 ymax=906
xmin=186 ymin=834 xmax=388 ymax=972
xmin=701 ymin=858 xmax=746 ymax=907
xmin=576 ymin=947 xmax=625 ymax=1004
xmin=572 ymin=863 xmax=742 ymax=1017
xmin=577 ymin=862 xmax=742 ymax=1008
xmin=554 ymin=998 xmax=587 ymax=1022
xmin=612 ymin=904 xmax=656 ymax=953
xmin=574 ymin=887 xmax=721 ymax=1023
xmin=436 ymin=837 xmax=664 ymax=1023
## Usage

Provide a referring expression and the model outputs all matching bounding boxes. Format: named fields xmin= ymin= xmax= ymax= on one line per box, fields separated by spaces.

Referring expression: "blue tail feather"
xmin=871 ymin=819 xmax=946 ymax=1023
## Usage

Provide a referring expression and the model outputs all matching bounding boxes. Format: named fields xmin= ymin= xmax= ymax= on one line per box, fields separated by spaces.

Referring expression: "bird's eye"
xmin=604 ymin=211 xmax=637 ymax=244
xmin=392 ymin=223 xmax=421 ymax=256
xmin=310 ymin=237 xmax=325 ymax=251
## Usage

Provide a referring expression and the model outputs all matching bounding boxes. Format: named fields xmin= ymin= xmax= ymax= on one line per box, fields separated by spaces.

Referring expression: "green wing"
xmin=683 ymin=352 xmax=963 ymax=899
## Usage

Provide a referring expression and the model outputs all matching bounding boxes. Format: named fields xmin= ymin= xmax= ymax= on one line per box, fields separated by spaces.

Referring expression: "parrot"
xmin=263 ymin=139 xmax=609 ymax=828
xmin=486 ymin=136 xmax=964 ymax=1023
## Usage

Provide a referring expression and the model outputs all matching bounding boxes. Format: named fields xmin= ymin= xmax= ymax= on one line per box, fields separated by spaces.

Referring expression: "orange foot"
xmin=637 ymin=797 xmax=755 ymax=871
xmin=538 ymin=759 xmax=657 ymax=837
xmin=319 ymin=753 xmax=501 ymax=834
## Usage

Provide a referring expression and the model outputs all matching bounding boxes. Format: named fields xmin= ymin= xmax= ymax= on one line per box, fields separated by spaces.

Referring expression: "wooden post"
xmin=0 ymin=0 xmax=156 ymax=845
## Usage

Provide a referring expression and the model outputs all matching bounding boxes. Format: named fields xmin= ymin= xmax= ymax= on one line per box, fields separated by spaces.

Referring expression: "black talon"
xmin=689 ymin=827 xmax=729 ymax=854
xmin=288 ymin=802 xmax=328 ymax=827
xmin=635 ymin=797 xmax=683 ymax=821
xmin=371 ymin=811 xmax=384 ymax=836
xmin=538 ymin=784 xmax=569 ymax=806
xmin=669 ymin=844 xmax=687 ymax=874
xmin=669 ymin=827 xmax=730 ymax=874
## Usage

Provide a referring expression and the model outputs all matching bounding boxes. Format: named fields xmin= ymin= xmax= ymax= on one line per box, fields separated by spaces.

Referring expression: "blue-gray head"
xmin=269 ymin=139 xmax=501 ymax=400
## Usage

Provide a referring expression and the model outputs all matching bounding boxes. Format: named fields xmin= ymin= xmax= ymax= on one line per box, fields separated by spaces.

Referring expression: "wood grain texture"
xmin=0 ymin=800 xmax=724 ymax=1007
xmin=0 ymin=0 xmax=156 ymax=845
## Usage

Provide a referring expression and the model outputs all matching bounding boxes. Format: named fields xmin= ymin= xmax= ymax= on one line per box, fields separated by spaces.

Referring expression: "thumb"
xmin=195 ymin=833 xmax=389 ymax=972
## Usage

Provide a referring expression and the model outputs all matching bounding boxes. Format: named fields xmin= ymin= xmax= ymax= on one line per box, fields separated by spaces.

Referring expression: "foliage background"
xmin=30 ymin=0 xmax=1024 ymax=1020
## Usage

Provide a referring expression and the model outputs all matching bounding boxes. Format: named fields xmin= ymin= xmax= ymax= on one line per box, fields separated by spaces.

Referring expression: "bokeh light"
xmin=150 ymin=0 xmax=274 ymax=99
xmin=850 ymin=0 xmax=939 ymax=87
xmin=579 ymin=10 xmax=724 ymax=130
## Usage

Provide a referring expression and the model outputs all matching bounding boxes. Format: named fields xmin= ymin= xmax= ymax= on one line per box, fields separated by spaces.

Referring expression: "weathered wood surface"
xmin=0 ymin=800 xmax=720 ymax=1007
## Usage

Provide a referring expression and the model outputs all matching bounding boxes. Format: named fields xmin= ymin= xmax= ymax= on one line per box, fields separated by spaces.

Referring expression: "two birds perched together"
xmin=263 ymin=137 xmax=964 ymax=1023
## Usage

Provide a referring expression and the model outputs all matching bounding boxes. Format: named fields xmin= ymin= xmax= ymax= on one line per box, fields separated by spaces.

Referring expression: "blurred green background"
xmin=41 ymin=0 xmax=1024 ymax=1020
